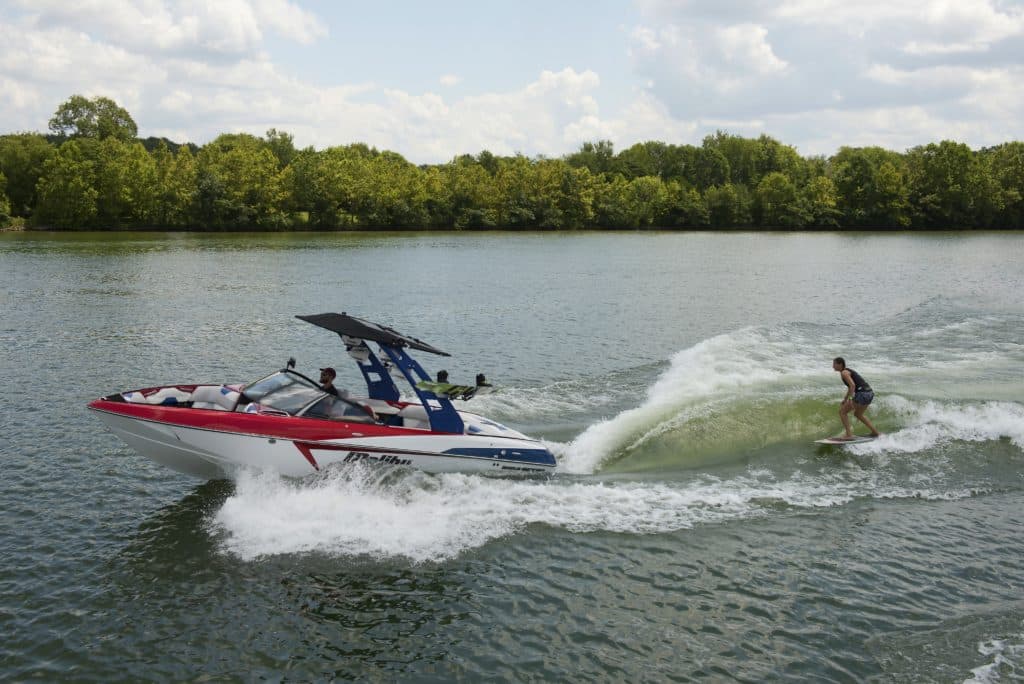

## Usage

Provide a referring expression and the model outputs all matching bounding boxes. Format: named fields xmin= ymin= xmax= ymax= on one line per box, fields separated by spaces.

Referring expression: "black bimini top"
xmin=297 ymin=312 xmax=450 ymax=356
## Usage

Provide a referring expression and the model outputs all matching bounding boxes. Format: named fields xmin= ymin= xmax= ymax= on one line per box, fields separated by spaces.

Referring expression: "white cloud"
xmin=630 ymin=25 xmax=662 ymax=54
xmin=1 ymin=0 xmax=1022 ymax=164
xmin=0 ymin=76 xmax=42 ymax=112
xmin=251 ymin=0 xmax=326 ymax=44
xmin=560 ymin=95 xmax=699 ymax=156
xmin=627 ymin=0 xmax=1024 ymax=151
xmin=716 ymin=24 xmax=787 ymax=74
xmin=12 ymin=0 xmax=326 ymax=57
xmin=0 ymin=2 xmax=636 ymax=161
xmin=777 ymin=0 xmax=1024 ymax=53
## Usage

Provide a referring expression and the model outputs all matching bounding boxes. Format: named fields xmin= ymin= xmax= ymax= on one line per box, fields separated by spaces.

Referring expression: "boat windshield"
xmin=242 ymin=371 xmax=324 ymax=416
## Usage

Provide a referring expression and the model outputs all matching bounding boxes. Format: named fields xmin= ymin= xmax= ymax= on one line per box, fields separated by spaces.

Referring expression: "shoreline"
xmin=6 ymin=225 xmax=1024 ymax=234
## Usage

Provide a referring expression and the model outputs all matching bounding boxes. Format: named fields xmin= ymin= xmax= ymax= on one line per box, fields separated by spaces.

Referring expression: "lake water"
xmin=2 ymin=230 xmax=1023 ymax=681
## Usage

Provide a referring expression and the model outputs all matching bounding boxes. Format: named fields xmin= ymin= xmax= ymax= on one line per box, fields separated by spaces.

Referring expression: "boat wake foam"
xmin=846 ymin=396 xmax=1024 ymax=455
xmin=967 ymin=631 xmax=1024 ymax=683
xmin=210 ymin=460 xmax=981 ymax=563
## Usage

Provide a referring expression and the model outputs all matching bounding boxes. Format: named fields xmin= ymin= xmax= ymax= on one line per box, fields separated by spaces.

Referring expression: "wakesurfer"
xmin=833 ymin=357 xmax=881 ymax=440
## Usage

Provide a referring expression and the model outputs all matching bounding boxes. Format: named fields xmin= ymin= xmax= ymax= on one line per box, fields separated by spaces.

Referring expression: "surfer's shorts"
xmin=853 ymin=390 xmax=874 ymax=406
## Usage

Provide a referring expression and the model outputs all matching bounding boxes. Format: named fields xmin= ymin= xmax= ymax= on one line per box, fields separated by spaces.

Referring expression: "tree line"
xmin=1 ymin=94 xmax=1022 ymax=230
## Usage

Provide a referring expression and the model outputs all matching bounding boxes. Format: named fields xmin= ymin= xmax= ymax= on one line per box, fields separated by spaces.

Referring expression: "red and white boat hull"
xmin=89 ymin=400 xmax=556 ymax=479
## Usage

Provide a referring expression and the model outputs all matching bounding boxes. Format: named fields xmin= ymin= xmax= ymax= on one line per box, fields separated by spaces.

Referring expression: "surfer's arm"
xmin=841 ymin=371 xmax=855 ymax=402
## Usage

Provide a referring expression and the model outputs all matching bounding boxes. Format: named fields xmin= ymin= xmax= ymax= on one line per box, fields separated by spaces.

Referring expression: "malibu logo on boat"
xmin=343 ymin=451 xmax=412 ymax=466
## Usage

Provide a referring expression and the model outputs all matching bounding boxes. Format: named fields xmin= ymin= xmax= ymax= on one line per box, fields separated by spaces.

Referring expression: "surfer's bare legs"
xmin=853 ymin=404 xmax=880 ymax=437
xmin=839 ymin=400 xmax=855 ymax=438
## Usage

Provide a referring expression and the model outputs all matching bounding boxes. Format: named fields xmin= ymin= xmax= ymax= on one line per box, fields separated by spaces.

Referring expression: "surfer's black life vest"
xmin=844 ymin=368 xmax=872 ymax=392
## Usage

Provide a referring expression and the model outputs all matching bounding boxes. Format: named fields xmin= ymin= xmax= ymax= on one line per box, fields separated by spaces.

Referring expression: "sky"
xmin=1 ymin=0 xmax=1022 ymax=163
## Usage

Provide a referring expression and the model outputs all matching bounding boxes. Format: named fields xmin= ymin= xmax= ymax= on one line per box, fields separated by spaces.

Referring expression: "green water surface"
xmin=2 ymin=231 xmax=1022 ymax=681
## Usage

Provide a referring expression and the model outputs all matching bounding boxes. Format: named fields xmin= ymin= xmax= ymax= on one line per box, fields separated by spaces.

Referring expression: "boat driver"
xmin=320 ymin=367 xmax=377 ymax=421
xmin=319 ymin=367 xmax=340 ymax=397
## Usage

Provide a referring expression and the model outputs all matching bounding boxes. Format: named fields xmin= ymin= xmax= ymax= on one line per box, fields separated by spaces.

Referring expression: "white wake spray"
xmin=210 ymin=460 xmax=976 ymax=563
xmin=848 ymin=396 xmax=1024 ymax=455
xmin=559 ymin=327 xmax=824 ymax=474
xmin=965 ymin=631 xmax=1024 ymax=683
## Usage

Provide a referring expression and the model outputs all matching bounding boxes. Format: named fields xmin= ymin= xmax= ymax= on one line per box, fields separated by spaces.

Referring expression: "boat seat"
xmin=123 ymin=387 xmax=193 ymax=406
xmin=190 ymin=385 xmax=240 ymax=411
xmin=397 ymin=404 xmax=431 ymax=429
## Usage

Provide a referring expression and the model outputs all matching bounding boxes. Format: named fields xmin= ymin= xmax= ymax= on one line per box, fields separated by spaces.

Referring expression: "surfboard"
xmin=414 ymin=380 xmax=492 ymax=400
xmin=814 ymin=435 xmax=878 ymax=445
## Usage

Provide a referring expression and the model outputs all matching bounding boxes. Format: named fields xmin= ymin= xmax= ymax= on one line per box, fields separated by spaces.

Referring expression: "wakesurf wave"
xmin=558 ymin=313 xmax=1024 ymax=474
xmin=559 ymin=325 xmax=829 ymax=474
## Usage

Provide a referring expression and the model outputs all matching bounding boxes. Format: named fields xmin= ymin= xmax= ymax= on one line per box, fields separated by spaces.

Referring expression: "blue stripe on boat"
xmin=442 ymin=447 xmax=555 ymax=466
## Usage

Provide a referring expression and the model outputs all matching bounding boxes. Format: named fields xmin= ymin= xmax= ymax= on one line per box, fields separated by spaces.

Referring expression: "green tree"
xmin=476 ymin=150 xmax=499 ymax=175
xmin=755 ymin=172 xmax=807 ymax=227
xmin=0 ymin=133 xmax=56 ymax=216
xmin=624 ymin=176 xmax=670 ymax=228
xmin=91 ymin=138 xmax=158 ymax=227
xmin=758 ymin=136 xmax=807 ymax=185
xmin=566 ymin=140 xmax=616 ymax=176
xmin=874 ymin=161 xmax=913 ymax=228
xmin=194 ymin=134 xmax=290 ymax=228
xmin=592 ymin=174 xmax=631 ymax=228
xmin=663 ymin=181 xmax=710 ymax=228
xmin=906 ymin=141 xmax=999 ymax=228
xmin=616 ymin=141 xmax=663 ymax=179
xmin=693 ymin=146 xmax=730 ymax=189
xmin=554 ymin=165 xmax=598 ymax=229
xmin=985 ymin=141 xmax=1024 ymax=228
xmin=435 ymin=157 xmax=498 ymax=228
xmin=830 ymin=147 xmax=910 ymax=227
xmin=15 ymin=99 xmax=1024 ymax=232
xmin=290 ymin=145 xmax=366 ymax=227
xmin=0 ymin=171 xmax=11 ymax=226
xmin=265 ymin=128 xmax=298 ymax=169
xmin=592 ymin=174 xmax=670 ymax=228
xmin=703 ymin=132 xmax=762 ymax=187
xmin=152 ymin=143 xmax=197 ymax=227
xmin=359 ymin=152 xmax=431 ymax=227
xmin=702 ymin=132 xmax=804 ymax=189
xmin=704 ymin=183 xmax=752 ymax=228
xmin=35 ymin=140 xmax=99 ymax=228
xmin=526 ymin=159 xmax=597 ymax=229
xmin=289 ymin=144 xmax=418 ymax=228
xmin=48 ymin=95 xmax=138 ymax=141
xmin=31 ymin=135 xmax=157 ymax=228
xmin=494 ymin=156 xmax=539 ymax=228
xmin=802 ymin=175 xmax=841 ymax=228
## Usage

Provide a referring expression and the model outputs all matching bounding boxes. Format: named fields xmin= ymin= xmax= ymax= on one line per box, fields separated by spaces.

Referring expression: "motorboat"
xmin=88 ymin=313 xmax=557 ymax=479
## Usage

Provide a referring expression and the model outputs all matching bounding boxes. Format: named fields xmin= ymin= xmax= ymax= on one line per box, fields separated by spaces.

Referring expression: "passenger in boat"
xmin=319 ymin=367 xmax=340 ymax=397
xmin=833 ymin=357 xmax=881 ymax=440
xmin=338 ymin=389 xmax=378 ymax=421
